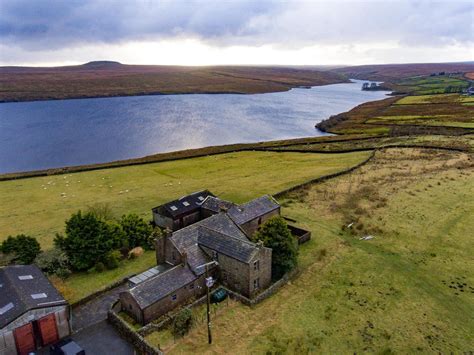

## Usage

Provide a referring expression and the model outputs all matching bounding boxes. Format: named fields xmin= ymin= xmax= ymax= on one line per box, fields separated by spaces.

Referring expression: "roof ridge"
xmin=130 ymin=264 xmax=187 ymax=292
xmin=198 ymin=224 xmax=257 ymax=247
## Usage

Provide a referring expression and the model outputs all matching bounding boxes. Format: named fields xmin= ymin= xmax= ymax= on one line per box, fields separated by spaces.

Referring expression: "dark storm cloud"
xmin=0 ymin=0 xmax=283 ymax=50
xmin=0 ymin=0 xmax=472 ymax=51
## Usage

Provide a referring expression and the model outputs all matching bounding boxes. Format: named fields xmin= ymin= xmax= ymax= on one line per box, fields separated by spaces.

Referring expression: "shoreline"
xmin=0 ymin=133 xmax=393 ymax=181
xmin=0 ymin=80 xmax=350 ymax=104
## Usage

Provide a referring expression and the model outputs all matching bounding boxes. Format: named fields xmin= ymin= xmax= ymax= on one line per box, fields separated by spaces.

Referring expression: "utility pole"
xmin=197 ymin=260 xmax=217 ymax=345
xmin=205 ymin=263 xmax=212 ymax=345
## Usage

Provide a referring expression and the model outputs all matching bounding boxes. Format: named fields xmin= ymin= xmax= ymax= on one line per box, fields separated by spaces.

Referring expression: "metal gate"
xmin=38 ymin=313 xmax=59 ymax=347
xmin=13 ymin=322 xmax=35 ymax=355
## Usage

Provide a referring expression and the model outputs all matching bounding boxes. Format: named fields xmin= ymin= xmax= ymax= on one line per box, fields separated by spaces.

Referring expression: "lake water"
xmin=0 ymin=80 xmax=388 ymax=173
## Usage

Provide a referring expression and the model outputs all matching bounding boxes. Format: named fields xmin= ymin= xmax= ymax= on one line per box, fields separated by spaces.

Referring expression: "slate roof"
xmin=169 ymin=213 xmax=248 ymax=275
xmin=126 ymin=265 xmax=198 ymax=309
xmin=228 ymin=195 xmax=280 ymax=225
xmin=152 ymin=190 xmax=214 ymax=218
xmin=200 ymin=196 xmax=236 ymax=213
xmin=197 ymin=227 xmax=259 ymax=263
xmin=0 ymin=265 xmax=67 ymax=329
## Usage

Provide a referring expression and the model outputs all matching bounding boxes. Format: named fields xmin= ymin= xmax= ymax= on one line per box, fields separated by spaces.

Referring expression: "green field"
xmin=395 ymin=76 xmax=469 ymax=95
xmin=0 ymin=150 xmax=371 ymax=249
xmin=148 ymin=148 xmax=474 ymax=353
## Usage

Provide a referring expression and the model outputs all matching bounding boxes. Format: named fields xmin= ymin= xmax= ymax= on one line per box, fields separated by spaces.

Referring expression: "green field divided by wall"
xmin=0 ymin=150 xmax=372 ymax=249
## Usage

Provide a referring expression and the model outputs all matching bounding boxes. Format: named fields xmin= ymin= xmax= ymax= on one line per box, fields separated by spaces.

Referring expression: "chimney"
xmin=155 ymin=228 xmax=171 ymax=265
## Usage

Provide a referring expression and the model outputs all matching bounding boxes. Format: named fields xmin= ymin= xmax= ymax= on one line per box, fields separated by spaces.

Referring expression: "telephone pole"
xmin=197 ymin=260 xmax=218 ymax=345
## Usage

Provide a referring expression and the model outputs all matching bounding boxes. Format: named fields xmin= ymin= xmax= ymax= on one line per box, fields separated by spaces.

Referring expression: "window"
xmin=253 ymin=260 xmax=260 ymax=271
xmin=190 ymin=283 xmax=194 ymax=290
xmin=31 ymin=293 xmax=47 ymax=299
xmin=170 ymin=205 xmax=178 ymax=211
xmin=212 ymin=251 xmax=218 ymax=260
xmin=171 ymin=294 xmax=177 ymax=301
xmin=129 ymin=304 xmax=132 ymax=310
xmin=18 ymin=275 xmax=33 ymax=280
xmin=258 ymin=217 xmax=262 ymax=225
xmin=182 ymin=201 xmax=190 ymax=206
xmin=253 ymin=278 xmax=260 ymax=290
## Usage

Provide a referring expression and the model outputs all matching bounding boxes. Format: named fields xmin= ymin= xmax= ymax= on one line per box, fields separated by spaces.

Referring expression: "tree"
xmin=1 ymin=234 xmax=41 ymax=264
xmin=119 ymin=214 xmax=153 ymax=249
xmin=252 ymin=216 xmax=298 ymax=280
xmin=55 ymin=211 xmax=126 ymax=271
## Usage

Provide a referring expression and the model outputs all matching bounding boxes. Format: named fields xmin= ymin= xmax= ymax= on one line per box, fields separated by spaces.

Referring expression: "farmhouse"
xmin=0 ymin=265 xmax=71 ymax=355
xmin=120 ymin=193 xmax=286 ymax=325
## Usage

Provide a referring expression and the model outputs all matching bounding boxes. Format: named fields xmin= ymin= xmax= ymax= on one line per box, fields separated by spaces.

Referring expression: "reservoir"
xmin=0 ymin=80 xmax=388 ymax=173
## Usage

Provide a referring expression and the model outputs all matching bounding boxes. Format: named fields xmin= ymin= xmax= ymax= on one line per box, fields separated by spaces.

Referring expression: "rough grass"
xmin=0 ymin=64 xmax=346 ymax=102
xmin=149 ymin=148 xmax=474 ymax=354
xmin=0 ymin=150 xmax=371 ymax=249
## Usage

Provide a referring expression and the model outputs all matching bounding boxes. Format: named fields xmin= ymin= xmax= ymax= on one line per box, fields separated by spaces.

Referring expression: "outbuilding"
xmin=0 ymin=265 xmax=71 ymax=355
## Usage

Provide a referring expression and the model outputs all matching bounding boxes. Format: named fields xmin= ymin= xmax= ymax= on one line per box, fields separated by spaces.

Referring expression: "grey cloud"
xmin=0 ymin=0 xmax=472 ymax=52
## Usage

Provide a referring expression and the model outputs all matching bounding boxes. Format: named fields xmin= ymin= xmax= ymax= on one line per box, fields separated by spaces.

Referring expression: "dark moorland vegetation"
xmin=0 ymin=62 xmax=346 ymax=102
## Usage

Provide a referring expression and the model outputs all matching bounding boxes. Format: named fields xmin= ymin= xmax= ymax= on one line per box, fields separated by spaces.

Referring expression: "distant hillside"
xmin=332 ymin=62 xmax=474 ymax=81
xmin=0 ymin=63 xmax=346 ymax=102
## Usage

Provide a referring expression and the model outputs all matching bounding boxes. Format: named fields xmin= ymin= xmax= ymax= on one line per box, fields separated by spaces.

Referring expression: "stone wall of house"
xmin=142 ymin=275 xmax=206 ymax=325
xmin=120 ymin=291 xmax=144 ymax=324
xmin=153 ymin=211 xmax=173 ymax=230
xmin=240 ymin=208 xmax=280 ymax=237
xmin=202 ymin=248 xmax=251 ymax=297
xmin=248 ymin=246 xmax=272 ymax=298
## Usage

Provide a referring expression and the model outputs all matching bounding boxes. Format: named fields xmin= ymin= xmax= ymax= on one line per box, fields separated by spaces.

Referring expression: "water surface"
xmin=0 ymin=80 xmax=388 ymax=173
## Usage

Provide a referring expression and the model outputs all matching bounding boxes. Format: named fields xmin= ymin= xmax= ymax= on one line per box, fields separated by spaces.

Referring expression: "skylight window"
xmin=31 ymin=293 xmax=47 ymax=299
xmin=182 ymin=201 xmax=190 ymax=206
xmin=170 ymin=205 xmax=178 ymax=211
xmin=0 ymin=303 xmax=14 ymax=315
xmin=18 ymin=275 xmax=33 ymax=280
xmin=198 ymin=196 xmax=204 ymax=201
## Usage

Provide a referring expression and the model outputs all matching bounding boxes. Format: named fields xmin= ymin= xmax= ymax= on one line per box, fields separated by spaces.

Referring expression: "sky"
xmin=0 ymin=0 xmax=473 ymax=67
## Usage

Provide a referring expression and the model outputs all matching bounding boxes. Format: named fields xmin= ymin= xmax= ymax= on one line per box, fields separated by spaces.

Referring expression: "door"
xmin=38 ymin=313 xmax=59 ymax=347
xmin=13 ymin=322 xmax=35 ymax=355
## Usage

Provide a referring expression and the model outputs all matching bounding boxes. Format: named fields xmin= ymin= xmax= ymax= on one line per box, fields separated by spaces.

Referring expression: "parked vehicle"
xmin=50 ymin=338 xmax=85 ymax=355
xmin=211 ymin=288 xmax=228 ymax=303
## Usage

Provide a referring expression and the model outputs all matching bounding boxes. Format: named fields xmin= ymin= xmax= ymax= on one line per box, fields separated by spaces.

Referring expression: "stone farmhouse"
xmin=0 ymin=265 xmax=71 ymax=355
xmin=120 ymin=192 xmax=284 ymax=325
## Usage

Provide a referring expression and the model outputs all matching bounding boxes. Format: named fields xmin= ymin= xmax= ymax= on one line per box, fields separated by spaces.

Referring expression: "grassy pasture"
xmin=149 ymin=148 xmax=474 ymax=353
xmin=0 ymin=150 xmax=371 ymax=249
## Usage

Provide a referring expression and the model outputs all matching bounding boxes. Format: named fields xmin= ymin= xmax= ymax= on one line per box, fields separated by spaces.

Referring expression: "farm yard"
xmin=147 ymin=147 xmax=474 ymax=354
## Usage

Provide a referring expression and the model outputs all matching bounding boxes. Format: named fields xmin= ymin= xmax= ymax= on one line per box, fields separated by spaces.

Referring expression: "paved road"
xmin=72 ymin=283 xmax=129 ymax=331
xmin=38 ymin=321 xmax=134 ymax=355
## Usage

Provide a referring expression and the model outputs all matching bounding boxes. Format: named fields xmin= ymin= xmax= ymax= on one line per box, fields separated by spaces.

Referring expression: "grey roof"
xmin=0 ymin=265 xmax=67 ymax=328
xmin=200 ymin=196 xmax=236 ymax=213
xmin=152 ymin=190 xmax=214 ymax=218
xmin=128 ymin=264 xmax=172 ymax=286
xmin=228 ymin=195 xmax=280 ymax=225
xmin=197 ymin=227 xmax=259 ymax=263
xmin=169 ymin=213 xmax=249 ymax=275
xmin=126 ymin=265 xmax=198 ymax=309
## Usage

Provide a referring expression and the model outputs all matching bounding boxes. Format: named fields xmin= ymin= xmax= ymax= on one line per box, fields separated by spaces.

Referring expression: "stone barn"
xmin=0 ymin=265 xmax=71 ymax=355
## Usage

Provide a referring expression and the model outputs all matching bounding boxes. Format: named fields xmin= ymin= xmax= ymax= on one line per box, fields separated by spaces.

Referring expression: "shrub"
xmin=34 ymin=248 xmax=71 ymax=278
xmin=55 ymin=211 xmax=126 ymax=271
xmin=252 ymin=216 xmax=298 ymax=280
xmin=119 ymin=214 xmax=154 ymax=250
xmin=172 ymin=308 xmax=193 ymax=337
xmin=1 ymin=234 xmax=41 ymax=264
xmin=104 ymin=250 xmax=121 ymax=269
xmin=95 ymin=261 xmax=106 ymax=272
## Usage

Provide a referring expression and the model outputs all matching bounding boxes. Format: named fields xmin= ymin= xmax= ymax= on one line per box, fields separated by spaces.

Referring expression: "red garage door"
xmin=38 ymin=313 xmax=59 ymax=346
xmin=13 ymin=322 xmax=35 ymax=355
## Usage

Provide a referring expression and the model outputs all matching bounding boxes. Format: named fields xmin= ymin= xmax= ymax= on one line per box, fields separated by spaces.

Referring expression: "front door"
xmin=13 ymin=322 xmax=35 ymax=355
xmin=38 ymin=313 xmax=59 ymax=347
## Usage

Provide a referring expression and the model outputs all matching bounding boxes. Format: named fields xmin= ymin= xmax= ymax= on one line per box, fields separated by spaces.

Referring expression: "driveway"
xmin=38 ymin=320 xmax=134 ymax=355
xmin=72 ymin=283 xmax=129 ymax=331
